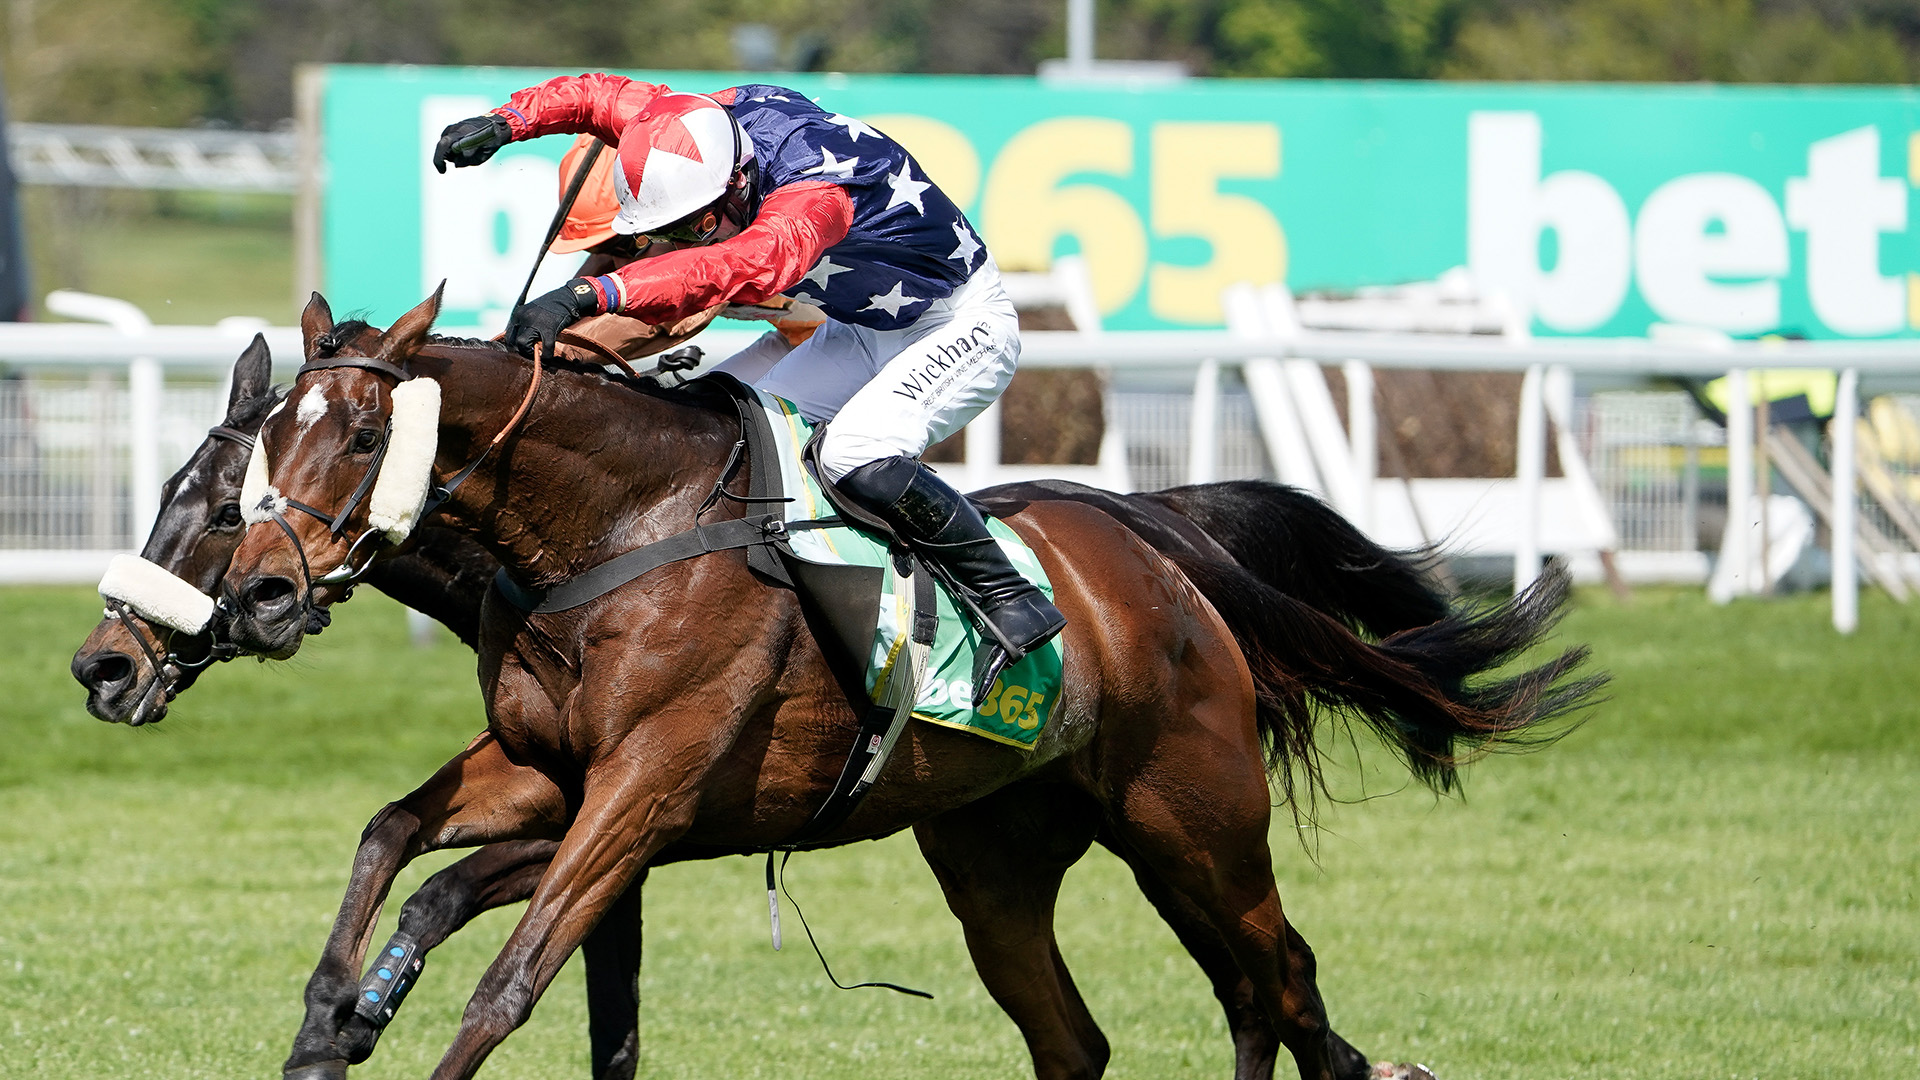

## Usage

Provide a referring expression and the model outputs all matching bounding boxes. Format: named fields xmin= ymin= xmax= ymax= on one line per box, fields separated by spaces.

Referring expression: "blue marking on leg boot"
xmin=352 ymin=931 xmax=424 ymax=1030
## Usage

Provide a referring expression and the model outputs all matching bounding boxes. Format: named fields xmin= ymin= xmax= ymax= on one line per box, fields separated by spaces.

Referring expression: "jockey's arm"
xmin=490 ymin=74 xmax=667 ymax=147
xmin=581 ymin=182 xmax=855 ymax=325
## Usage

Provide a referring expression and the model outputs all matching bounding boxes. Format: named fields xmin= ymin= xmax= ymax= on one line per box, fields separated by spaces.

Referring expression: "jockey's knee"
xmin=817 ymin=424 xmax=914 ymax=484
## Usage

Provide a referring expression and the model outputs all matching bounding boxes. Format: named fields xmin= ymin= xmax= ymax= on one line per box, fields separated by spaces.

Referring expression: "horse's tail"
xmin=1138 ymin=483 xmax=1603 ymax=809
xmin=1139 ymin=480 xmax=1449 ymax=638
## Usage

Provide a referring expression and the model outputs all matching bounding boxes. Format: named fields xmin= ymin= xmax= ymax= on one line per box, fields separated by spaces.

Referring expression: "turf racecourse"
xmin=2 ymin=585 xmax=1914 ymax=1079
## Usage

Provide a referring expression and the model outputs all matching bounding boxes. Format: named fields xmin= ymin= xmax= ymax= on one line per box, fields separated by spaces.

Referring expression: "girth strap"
xmin=778 ymin=560 xmax=939 ymax=849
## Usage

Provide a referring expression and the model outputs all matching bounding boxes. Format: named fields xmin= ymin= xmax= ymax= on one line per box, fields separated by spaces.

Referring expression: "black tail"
xmin=1130 ymin=481 xmax=1604 ymax=811
xmin=1141 ymin=480 xmax=1449 ymax=638
xmin=981 ymin=478 xmax=1604 ymax=811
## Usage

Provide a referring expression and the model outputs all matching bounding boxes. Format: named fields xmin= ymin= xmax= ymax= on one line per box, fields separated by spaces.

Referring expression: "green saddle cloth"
xmin=752 ymin=388 xmax=1063 ymax=750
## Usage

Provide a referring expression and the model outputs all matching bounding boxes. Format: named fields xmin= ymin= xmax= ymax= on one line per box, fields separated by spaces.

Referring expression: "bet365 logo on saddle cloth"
xmin=754 ymin=390 xmax=1065 ymax=749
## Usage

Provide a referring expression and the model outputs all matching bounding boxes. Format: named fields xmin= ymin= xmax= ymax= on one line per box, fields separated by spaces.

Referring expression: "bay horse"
xmin=220 ymin=290 xmax=1598 ymax=1080
xmin=71 ymin=339 xmax=1490 ymax=1080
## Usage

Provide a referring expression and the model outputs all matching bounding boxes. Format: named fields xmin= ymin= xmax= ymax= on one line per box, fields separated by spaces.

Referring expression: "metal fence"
xmin=0 ymin=375 xmax=224 ymax=551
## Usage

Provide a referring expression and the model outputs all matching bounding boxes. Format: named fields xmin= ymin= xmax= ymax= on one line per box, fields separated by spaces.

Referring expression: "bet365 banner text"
xmin=318 ymin=66 xmax=1920 ymax=338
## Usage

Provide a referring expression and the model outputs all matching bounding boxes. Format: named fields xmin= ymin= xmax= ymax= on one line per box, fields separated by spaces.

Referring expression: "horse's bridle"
xmin=102 ymin=421 xmax=261 ymax=720
xmin=250 ymin=345 xmax=544 ymax=617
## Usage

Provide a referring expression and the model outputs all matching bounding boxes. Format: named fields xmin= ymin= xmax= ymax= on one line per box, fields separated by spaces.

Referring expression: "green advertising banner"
xmin=319 ymin=65 xmax=1920 ymax=339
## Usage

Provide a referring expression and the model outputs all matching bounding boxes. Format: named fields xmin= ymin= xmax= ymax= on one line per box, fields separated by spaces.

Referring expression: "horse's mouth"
xmin=124 ymin=678 xmax=172 ymax=726
xmin=83 ymin=670 xmax=172 ymax=726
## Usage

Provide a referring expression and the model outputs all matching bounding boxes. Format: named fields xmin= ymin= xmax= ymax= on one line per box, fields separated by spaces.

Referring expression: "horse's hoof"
xmin=1372 ymin=1063 xmax=1438 ymax=1080
xmin=284 ymin=1061 xmax=350 ymax=1080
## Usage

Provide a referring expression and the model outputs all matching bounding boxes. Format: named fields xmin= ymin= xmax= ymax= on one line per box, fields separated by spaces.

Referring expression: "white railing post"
xmin=1514 ymin=363 xmax=1546 ymax=593
xmin=1343 ymin=360 xmax=1376 ymax=531
xmin=128 ymin=355 xmax=163 ymax=546
xmin=43 ymin=291 xmax=162 ymax=548
xmin=964 ymin=398 xmax=1004 ymax=493
xmin=1187 ymin=358 xmax=1219 ymax=485
xmin=1716 ymin=368 xmax=1753 ymax=603
xmin=1832 ymin=368 xmax=1859 ymax=633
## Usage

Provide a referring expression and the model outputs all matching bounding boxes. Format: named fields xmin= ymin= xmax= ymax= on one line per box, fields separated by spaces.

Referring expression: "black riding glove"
xmin=432 ymin=114 xmax=513 ymax=173
xmin=506 ymin=279 xmax=602 ymax=359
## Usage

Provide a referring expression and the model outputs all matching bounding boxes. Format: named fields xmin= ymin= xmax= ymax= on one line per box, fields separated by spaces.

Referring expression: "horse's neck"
xmin=420 ymin=351 xmax=737 ymax=586
xmin=363 ymin=529 xmax=495 ymax=648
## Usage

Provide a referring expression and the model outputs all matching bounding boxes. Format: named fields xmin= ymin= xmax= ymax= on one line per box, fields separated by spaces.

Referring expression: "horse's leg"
xmin=914 ymin=784 xmax=1108 ymax=1080
xmin=581 ymin=872 xmax=646 ymax=1080
xmin=1098 ymin=832 xmax=1371 ymax=1080
xmin=1104 ymin=726 xmax=1365 ymax=1080
xmin=424 ymin=704 xmax=742 ymax=1080
xmin=284 ymin=734 xmax=569 ymax=1080
xmin=320 ymin=847 xmax=649 ymax=1080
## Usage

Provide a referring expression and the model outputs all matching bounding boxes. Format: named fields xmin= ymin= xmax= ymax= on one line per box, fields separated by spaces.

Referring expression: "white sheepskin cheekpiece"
xmin=98 ymin=554 xmax=216 ymax=634
xmin=239 ymin=434 xmax=282 ymax=524
xmin=368 ymin=377 xmax=441 ymax=542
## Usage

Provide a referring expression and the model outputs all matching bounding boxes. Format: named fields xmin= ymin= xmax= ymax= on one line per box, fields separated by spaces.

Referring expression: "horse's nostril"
xmin=243 ymin=576 xmax=298 ymax=613
xmin=79 ymin=653 xmax=135 ymax=690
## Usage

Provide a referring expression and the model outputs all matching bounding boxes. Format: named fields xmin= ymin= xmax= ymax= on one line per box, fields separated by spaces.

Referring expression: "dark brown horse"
xmin=222 ymin=291 xmax=1597 ymax=1080
xmin=71 ymin=342 xmax=1493 ymax=1080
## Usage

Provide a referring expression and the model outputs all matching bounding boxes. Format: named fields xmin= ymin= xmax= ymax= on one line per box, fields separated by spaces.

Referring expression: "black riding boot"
xmin=835 ymin=455 xmax=1066 ymax=706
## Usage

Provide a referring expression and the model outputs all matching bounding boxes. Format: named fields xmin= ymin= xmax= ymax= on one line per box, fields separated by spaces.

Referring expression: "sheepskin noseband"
xmin=237 ymin=378 xmax=441 ymax=544
xmin=367 ymin=377 xmax=441 ymax=542
xmin=98 ymin=554 xmax=216 ymax=635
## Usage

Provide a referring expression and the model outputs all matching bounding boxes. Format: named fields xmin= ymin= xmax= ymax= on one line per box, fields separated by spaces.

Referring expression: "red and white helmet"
xmin=610 ymin=92 xmax=750 ymax=236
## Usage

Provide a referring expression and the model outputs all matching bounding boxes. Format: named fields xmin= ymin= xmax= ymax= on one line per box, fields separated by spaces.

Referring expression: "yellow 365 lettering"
xmin=981 ymin=118 xmax=1147 ymax=315
xmin=1149 ymin=122 xmax=1287 ymax=325
xmin=1018 ymin=692 xmax=1045 ymax=730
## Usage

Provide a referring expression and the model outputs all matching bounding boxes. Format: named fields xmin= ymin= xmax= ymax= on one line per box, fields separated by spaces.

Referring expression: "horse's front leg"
xmin=284 ymin=733 xmax=569 ymax=1080
xmin=426 ymin=701 xmax=745 ymax=1080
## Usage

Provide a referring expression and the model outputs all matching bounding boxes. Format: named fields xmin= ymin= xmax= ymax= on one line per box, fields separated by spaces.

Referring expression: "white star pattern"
xmin=861 ymin=281 xmax=925 ymax=318
xmin=804 ymin=148 xmax=858 ymax=178
xmin=785 ymin=290 xmax=824 ymax=307
xmin=884 ymin=162 xmax=931 ymax=214
xmin=826 ymin=114 xmax=879 ymax=141
xmin=948 ymin=222 xmax=982 ymax=263
xmin=802 ymin=255 xmax=853 ymax=291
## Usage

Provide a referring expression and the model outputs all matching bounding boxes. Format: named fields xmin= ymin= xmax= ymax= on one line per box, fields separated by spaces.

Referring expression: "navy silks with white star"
xmin=724 ymin=84 xmax=987 ymax=331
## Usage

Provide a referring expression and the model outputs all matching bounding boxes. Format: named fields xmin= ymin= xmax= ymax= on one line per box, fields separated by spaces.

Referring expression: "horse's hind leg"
xmin=914 ymin=784 xmax=1108 ymax=1080
xmin=1104 ymin=697 xmax=1366 ymax=1080
xmin=1100 ymin=830 xmax=1372 ymax=1080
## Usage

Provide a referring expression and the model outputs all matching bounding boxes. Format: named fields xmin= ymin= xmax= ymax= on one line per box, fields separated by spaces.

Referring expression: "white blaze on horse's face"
xmin=295 ymin=385 xmax=331 ymax=433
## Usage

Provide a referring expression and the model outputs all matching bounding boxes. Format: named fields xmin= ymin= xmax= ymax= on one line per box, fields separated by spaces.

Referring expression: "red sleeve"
xmin=491 ymin=74 xmax=667 ymax=145
xmin=593 ymin=183 xmax=856 ymax=325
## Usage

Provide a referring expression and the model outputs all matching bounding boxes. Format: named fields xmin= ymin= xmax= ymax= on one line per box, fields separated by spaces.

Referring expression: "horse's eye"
xmin=212 ymin=503 xmax=242 ymax=529
xmin=351 ymin=428 xmax=381 ymax=454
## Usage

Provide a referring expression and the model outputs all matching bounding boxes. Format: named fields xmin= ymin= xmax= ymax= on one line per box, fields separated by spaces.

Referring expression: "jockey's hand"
xmin=507 ymin=280 xmax=601 ymax=359
xmin=432 ymin=115 xmax=512 ymax=173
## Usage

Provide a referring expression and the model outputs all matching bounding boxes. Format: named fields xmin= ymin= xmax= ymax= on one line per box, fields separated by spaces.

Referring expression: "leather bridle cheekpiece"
xmin=251 ymin=343 xmax=544 ymax=619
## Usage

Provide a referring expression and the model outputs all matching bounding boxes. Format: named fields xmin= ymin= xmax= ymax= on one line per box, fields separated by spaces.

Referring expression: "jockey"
xmin=433 ymin=74 xmax=1065 ymax=700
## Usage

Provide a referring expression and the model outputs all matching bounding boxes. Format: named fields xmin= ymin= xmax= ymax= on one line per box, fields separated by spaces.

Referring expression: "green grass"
xmin=2 ymin=585 xmax=1916 ymax=1079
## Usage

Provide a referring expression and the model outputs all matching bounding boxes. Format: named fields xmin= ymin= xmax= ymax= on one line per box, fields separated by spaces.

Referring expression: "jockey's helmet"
xmin=610 ymin=93 xmax=751 ymax=240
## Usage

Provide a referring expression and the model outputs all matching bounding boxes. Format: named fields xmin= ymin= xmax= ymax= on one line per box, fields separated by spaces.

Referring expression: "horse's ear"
xmin=225 ymin=333 xmax=273 ymax=419
xmin=379 ymin=281 xmax=445 ymax=365
xmin=301 ymin=292 xmax=335 ymax=359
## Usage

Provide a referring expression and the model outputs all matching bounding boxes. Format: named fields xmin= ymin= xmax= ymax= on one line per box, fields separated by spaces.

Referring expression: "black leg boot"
xmin=835 ymin=455 xmax=1067 ymax=705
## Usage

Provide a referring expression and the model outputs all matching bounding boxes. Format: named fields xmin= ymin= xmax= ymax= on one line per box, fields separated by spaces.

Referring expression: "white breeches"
xmin=712 ymin=256 xmax=1020 ymax=482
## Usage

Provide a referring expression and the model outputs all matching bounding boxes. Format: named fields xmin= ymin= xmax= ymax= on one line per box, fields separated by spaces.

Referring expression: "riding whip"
xmin=513 ymin=138 xmax=607 ymax=314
